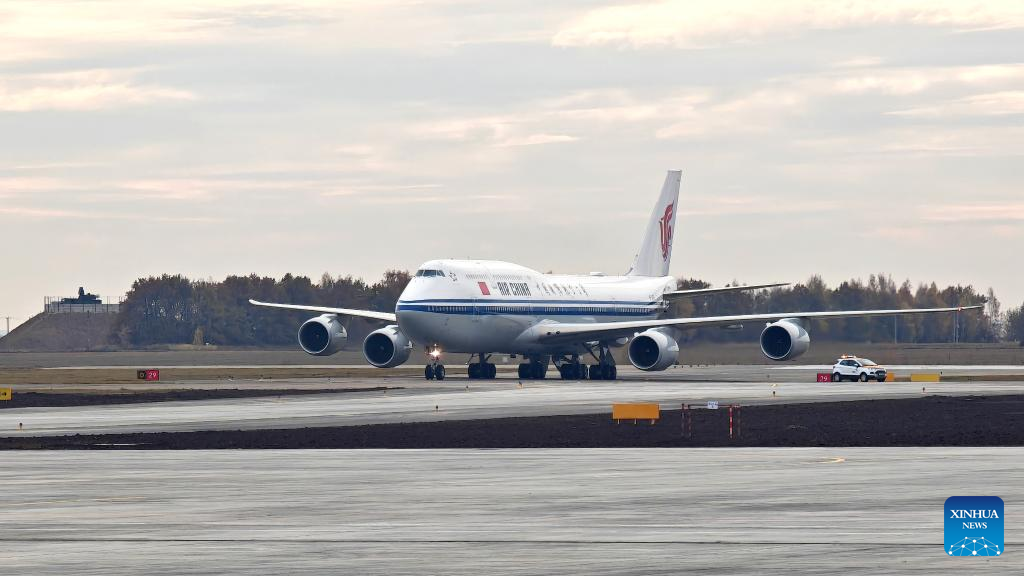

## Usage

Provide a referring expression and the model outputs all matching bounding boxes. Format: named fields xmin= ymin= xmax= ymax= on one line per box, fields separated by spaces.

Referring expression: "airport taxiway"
xmin=2 ymin=366 xmax=1023 ymax=437
xmin=1 ymin=448 xmax=1019 ymax=574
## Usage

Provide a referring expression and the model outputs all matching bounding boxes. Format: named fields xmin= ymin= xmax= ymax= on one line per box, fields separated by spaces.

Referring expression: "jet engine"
xmin=760 ymin=319 xmax=810 ymax=361
xmin=627 ymin=329 xmax=679 ymax=371
xmin=298 ymin=314 xmax=348 ymax=356
xmin=362 ymin=325 xmax=413 ymax=368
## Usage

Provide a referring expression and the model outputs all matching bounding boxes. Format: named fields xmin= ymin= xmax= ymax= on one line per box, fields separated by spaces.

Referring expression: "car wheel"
xmin=859 ymin=373 xmax=868 ymax=382
xmin=832 ymin=372 xmax=841 ymax=382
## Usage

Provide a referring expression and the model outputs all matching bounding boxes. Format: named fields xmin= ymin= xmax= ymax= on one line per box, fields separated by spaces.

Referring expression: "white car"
xmin=831 ymin=356 xmax=888 ymax=382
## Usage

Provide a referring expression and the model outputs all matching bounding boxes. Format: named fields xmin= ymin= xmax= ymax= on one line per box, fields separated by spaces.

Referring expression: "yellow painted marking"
xmin=910 ymin=373 xmax=941 ymax=383
xmin=0 ymin=388 xmax=11 ymax=401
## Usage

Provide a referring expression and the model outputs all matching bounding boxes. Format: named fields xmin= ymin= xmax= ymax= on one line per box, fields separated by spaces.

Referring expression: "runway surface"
xmin=3 ymin=366 xmax=1023 ymax=437
xmin=1 ymin=448 xmax=1018 ymax=574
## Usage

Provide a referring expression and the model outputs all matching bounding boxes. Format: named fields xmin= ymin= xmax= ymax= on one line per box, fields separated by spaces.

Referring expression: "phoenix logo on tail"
xmin=659 ymin=203 xmax=674 ymax=261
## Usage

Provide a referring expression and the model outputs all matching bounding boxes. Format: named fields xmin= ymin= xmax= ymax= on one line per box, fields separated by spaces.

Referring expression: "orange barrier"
xmin=612 ymin=403 xmax=660 ymax=424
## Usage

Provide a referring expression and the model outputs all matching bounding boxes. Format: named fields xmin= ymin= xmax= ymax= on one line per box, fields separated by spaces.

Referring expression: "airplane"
xmin=251 ymin=170 xmax=980 ymax=381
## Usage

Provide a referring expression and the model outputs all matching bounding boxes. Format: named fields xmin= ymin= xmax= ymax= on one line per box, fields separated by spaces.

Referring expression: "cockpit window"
xmin=416 ymin=269 xmax=444 ymax=277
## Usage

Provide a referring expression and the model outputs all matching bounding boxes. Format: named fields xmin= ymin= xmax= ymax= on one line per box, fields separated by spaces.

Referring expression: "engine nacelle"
xmin=298 ymin=314 xmax=348 ymax=356
xmin=760 ymin=319 xmax=810 ymax=361
xmin=362 ymin=325 xmax=413 ymax=368
xmin=628 ymin=329 xmax=679 ymax=371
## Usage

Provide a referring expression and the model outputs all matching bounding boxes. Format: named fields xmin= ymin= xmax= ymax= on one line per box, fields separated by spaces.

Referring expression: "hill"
xmin=0 ymin=312 xmax=117 ymax=352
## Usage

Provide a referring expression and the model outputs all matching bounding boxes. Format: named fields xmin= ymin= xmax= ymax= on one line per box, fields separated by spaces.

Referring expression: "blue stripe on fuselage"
xmin=396 ymin=303 xmax=658 ymax=316
xmin=399 ymin=298 xmax=659 ymax=305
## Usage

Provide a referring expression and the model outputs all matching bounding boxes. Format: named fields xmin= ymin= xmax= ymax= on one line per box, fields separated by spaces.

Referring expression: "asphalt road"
xmin=1 ymin=448 xmax=1018 ymax=574
xmin=3 ymin=366 xmax=1023 ymax=437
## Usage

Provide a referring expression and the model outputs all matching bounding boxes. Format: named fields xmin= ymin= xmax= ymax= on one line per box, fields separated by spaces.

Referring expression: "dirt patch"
xmin=0 ymin=367 xmax=434 ymax=386
xmin=0 ymin=387 xmax=394 ymax=409
xmin=4 ymin=394 xmax=1023 ymax=449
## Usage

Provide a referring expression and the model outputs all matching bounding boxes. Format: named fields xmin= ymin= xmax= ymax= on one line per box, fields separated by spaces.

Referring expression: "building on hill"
xmin=45 ymin=287 xmax=121 ymax=314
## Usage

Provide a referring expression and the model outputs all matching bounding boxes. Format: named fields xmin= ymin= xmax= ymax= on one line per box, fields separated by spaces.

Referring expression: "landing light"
xmin=430 ymin=348 xmax=442 ymax=358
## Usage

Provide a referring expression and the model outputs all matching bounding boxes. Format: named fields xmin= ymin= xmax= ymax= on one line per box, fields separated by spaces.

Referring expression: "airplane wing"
xmin=249 ymin=299 xmax=397 ymax=323
xmin=663 ymin=283 xmax=790 ymax=300
xmin=535 ymin=305 xmax=982 ymax=345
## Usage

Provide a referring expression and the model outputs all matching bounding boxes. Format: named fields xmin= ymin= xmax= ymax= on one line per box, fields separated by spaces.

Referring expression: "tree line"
xmin=112 ymin=271 xmax=1024 ymax=347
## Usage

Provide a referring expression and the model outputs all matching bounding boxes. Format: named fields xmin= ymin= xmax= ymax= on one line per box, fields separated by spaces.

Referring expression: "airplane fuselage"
xmin=396 ymin=259 xmax=677 ymax=354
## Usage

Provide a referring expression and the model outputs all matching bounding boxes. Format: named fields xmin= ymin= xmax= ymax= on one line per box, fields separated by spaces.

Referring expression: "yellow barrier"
xmin=884 ymin=373 xmax=896 ymax=382
xmin=0 ymin=388 xmax=11 ymax=401
xmin=910 ymin=373 xmax=941 ymax=383
xmin=612 ymin=403 xmax=660 ymax=423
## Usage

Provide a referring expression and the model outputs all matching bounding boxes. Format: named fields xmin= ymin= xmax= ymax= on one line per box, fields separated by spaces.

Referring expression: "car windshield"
xmin=859 ymin=359 xmax=877 ymax=366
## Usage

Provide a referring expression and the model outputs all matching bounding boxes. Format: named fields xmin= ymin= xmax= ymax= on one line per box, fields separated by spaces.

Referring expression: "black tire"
xmin=609 ymin=365 xmax=617 ymax=380
xmin=468 ymin=363 xmax=480 ymax=379
xmin=486 ymin=363 xmax=497 ymax=379
xmin=589 ymin=365 xmax=602 ymax=380
xmin=832 ymin=372 xmax=841 ymax=382
xmin=531 ymin=362 xmax=546 ymax=380
xmin=518 ymin=363 xmax=529 ymax=379
xmin=601 ymin=365 xmax=613 ymax=380
xmin=425 ymin=365 xmax=435 ymax=380
xmin=859 ymin=373 xmax=868 ymax=382
xmin=435 ymin=365 xmax=445 ymax=381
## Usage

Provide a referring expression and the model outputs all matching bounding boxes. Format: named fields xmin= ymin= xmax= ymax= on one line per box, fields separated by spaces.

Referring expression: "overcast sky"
xmin=1 ymin=1 xmax=1022 ymax=328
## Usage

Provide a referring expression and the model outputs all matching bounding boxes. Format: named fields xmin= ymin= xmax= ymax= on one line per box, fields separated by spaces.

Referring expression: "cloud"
xmin=680 ymin=196 xmax=841 ymax=217
xmin=0 ymin=69 xmax=195 ymax=112
xmin=889 ymin=91 xmax=1024 ymax=117
xmin=0 ymin=1 xmax=340 ymax=62
xmin=553 ymin=1 xmax=1024 ymax=48
xmin=0 ymin=205 xmax=220 ymax=223
xmin=922 ymin=203 xmax=1024 ymax=222
xmin=321 ymin=183 xmax=443 ymax=198
xmin=495 ymin=133 xmax=578 ymax=147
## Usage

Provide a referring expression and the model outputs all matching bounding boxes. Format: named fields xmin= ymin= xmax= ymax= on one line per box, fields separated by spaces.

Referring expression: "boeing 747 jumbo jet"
xmin=252 ymin=170 xmax=979 ymax=381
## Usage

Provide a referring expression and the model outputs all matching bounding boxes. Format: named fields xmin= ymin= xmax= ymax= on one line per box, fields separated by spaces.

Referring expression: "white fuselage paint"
xmin=396 ymin=259 xmax=676 ymax=355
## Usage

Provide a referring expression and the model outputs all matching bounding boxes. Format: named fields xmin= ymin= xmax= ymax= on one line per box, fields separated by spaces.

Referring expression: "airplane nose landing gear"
xmin=424 ymin=347 xmax=445 ymax=380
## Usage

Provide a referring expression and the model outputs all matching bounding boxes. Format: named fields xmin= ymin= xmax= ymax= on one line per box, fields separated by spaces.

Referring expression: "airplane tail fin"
xmin=627 ymin=170 xmax=681 ymax=277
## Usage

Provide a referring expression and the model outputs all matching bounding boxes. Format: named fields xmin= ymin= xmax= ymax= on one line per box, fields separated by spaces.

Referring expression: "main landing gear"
xmin=468 ymin=353 xmax=498 ymax=380
xmin=556 ymin=345 xmax=618 ymax=380
xmin=517 ymin=356 xmax=549 ymax=380
xmin=424 ymin=348 xmax=445 ymax=380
